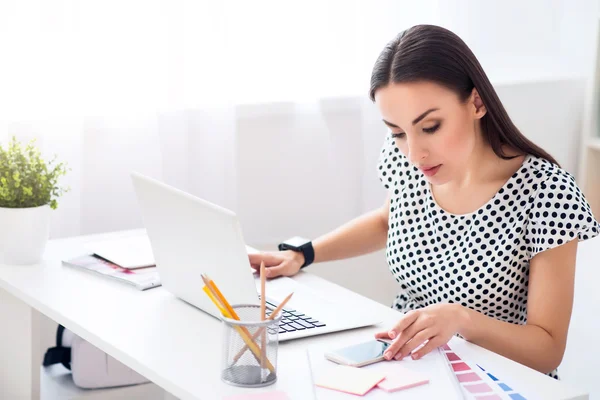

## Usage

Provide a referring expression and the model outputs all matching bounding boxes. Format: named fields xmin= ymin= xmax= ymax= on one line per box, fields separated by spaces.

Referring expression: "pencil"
xmin=232 ymin=292 xmax=294 ymax=364
xmin=260 ymin=261 xmax=267 ymax=370
xmin=202 ymin=274 xmax=241 ymax=320
xmin=201 ymin=274 xmax=275 ymax=373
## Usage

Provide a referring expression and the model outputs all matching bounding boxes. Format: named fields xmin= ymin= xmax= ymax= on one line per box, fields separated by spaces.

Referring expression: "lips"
xmin=420 ymin=164 xmax=441 ymax=177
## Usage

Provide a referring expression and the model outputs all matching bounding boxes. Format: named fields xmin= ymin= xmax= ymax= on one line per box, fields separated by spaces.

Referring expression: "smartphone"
xmin=324 ymin=339 xmax=393 ymax=367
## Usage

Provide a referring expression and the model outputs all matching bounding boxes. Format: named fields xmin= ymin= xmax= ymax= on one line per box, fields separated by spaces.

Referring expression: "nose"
xmin=406 ymin=135 xmax=428 ymax=165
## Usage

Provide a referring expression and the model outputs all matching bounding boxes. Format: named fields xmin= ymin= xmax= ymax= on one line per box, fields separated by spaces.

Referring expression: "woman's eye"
xmin=423 ymin=123 xmax=440 ymax=134
xmin=391 ymin=132 xmax=405 ymax=139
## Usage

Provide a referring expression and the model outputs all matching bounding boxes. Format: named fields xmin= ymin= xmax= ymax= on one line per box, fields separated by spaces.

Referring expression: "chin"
xmin=425 ymin=173 xmax=449 ymax=186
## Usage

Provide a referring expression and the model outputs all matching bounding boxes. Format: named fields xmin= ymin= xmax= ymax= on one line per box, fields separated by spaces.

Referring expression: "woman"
xmin=249 ymin=24 xmax=600 ymax=378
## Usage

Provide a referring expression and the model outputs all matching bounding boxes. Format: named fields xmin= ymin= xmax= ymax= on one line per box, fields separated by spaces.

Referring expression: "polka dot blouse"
xmin=377 ymin=134 xmax=600 ymax=379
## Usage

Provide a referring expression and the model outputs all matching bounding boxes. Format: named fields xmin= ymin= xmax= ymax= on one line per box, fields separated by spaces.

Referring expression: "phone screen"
xmin=332 ymin=340 xmax=391 ymax=364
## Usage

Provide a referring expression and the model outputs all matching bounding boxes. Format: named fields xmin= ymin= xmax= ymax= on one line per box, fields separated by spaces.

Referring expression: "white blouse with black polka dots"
xmin=377 ymin=134 xmax=600 ymax=379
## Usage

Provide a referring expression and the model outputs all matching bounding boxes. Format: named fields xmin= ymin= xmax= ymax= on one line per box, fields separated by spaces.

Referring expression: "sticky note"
xmin=376 ymin=365 xmax=429 ymax=392
xmin=315 ymin=365 xmax=386 ymax=396
xmin=222 ymin=391 xmax=290 ymax=400
xmin=446 ymin=352 xmax=461 ymax=362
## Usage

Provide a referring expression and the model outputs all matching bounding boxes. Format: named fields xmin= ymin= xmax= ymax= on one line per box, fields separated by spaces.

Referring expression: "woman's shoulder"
xmin=521 ymin=154 xmax=578 ymax=193
xmin=523 ymin=154 xmax=600 ymax=255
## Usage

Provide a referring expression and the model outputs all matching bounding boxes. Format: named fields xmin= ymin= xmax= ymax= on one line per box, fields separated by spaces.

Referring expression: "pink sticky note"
xmin=464 ymin=382 xmax=493 ymax=394
xmin=315 ymin=365 xmax=386 ymax=396
xmin=446 ymin=352 xmax=461 ymax=362
xmin=222 ymin=391 xmax=290 ymax=400
xmin=376 ymin=365 xmax=429 ymax=392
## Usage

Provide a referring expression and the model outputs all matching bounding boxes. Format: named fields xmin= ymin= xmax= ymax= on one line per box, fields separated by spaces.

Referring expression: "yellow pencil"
xmin=201 ymin=275 xmax=275 ymax=373
xmin=233 ymin=292 xmax=294 ymax=364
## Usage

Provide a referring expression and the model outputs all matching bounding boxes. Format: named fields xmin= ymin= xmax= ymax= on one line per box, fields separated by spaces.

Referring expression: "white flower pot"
xmin=0 ymin=204 xmax=51 ymax=265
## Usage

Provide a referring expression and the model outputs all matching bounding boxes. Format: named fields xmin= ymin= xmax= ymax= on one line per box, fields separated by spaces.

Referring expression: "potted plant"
xmin=0 ymin=136 xmax=69 ymax=265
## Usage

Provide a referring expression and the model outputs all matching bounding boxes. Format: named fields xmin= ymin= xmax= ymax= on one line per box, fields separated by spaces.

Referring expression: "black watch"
xmin=278 ymin=236 xmax=314 ymax=269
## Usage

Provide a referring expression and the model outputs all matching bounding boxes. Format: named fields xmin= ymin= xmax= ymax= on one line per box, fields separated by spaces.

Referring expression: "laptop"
xmin=130 ymin=172 xmax=382 ymax=341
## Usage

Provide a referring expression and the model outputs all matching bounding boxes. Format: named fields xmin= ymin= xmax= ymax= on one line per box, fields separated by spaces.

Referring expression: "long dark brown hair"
xmin=369 ymin=24 xmax=558 ymax=165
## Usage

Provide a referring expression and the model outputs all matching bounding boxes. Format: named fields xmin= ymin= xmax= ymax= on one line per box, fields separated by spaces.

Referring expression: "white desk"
xmin=0 ymin=229 xmax=590 ymax=400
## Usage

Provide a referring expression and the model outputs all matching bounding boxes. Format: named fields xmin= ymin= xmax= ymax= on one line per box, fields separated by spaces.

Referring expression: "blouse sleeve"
xmin=526 ymin=171 xmax=600 ymax=258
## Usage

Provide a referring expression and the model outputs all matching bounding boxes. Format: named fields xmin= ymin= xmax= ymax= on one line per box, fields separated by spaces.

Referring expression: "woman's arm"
xmin=249 ymin=194 xmax=391 ymax=277
xmin=456 ymin=238 xmax=577 ymax=373
xmin=377 ymin=238 xmax=577 ymax=375
xmin=312 ymin=194 xmax=390 ymax=263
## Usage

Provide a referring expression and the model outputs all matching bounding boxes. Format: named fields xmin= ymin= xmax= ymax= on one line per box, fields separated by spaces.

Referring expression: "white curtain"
xmin=0 ymin=0 xmax=596 ymax=245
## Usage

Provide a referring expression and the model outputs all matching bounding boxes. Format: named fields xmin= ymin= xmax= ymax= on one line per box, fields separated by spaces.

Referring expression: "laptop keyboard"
xmin=264 ymin=299 xmax=326 ymax=334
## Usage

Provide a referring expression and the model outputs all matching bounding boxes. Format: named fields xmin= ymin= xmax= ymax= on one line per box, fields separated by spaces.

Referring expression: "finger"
xmin=263 ymin=263 xmax=286 ymax=279
xmin=388 ymin=310 xmax=419 ymax=339
xmin=394 ymin=329 xmax=433 ymax=360
xmin=249 ymin=252 xmax=282 ymax=268
xmin=411 ymin=337 xmax=444 ymax=360
xmin=248 ymin=253 xmax=263 ymax=265
xmin=390 ymin=314 xmax=428 ymax=354
xmin=374 ymin=331 xmax=392 ymax=340
xmin=383 ymin=311 xmax=421 ymax=359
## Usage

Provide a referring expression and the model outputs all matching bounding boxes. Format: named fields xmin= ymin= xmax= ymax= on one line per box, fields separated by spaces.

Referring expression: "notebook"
xmin=62 ymin=254 xmax=161 ymax=291
xmin=84 ymin=234 xmax=155 ymax=269
xmin=307 ymin=341 xmax=464 ymax=399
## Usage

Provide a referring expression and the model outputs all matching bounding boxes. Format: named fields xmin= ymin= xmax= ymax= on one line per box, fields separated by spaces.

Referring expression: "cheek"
xmin=436 ymin=121 xmax=476 ymax=160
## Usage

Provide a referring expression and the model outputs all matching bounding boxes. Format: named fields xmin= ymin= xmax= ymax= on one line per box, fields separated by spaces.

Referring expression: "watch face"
xmin=285 ymin=236 xmax=310 ymax=247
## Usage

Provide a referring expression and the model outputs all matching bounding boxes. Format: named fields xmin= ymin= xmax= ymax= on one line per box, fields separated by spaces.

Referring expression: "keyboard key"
xmin=289 ymin=322 xmax=306 ymax=330
xmin=297 ymin=319 xmax=315 ymax=329
xmin=279 ymin=324 xmax=295 ymax=332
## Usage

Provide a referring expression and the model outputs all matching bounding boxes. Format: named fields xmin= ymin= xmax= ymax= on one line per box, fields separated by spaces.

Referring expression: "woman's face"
xmin=374 ymin=81 xmax=486 ymax=185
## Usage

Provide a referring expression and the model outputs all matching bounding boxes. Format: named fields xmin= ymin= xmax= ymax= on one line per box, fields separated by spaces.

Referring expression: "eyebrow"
xmin=382 ymin=108 xmax=440 ymax=129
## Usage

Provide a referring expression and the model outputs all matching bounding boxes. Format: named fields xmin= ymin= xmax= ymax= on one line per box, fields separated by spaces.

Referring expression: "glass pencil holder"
xmin=219 ymin=304 xmax=282 ymax=387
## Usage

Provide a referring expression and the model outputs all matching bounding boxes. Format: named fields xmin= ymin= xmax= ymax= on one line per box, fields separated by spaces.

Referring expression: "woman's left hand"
xmin=375 ymin=303 xmax=465 ymax=361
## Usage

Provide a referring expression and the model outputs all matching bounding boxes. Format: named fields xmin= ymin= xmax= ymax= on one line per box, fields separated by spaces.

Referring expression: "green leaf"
xmin=0 ymin=136 xmax=69 ymax=209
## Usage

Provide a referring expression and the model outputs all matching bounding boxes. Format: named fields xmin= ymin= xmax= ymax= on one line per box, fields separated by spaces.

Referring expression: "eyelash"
xmin=391 ymin=123 xmax=441 ymax=139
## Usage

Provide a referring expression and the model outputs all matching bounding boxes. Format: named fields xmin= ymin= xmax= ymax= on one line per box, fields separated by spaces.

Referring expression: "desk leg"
xmin=0 ymin=287 xmax=41 ymax=400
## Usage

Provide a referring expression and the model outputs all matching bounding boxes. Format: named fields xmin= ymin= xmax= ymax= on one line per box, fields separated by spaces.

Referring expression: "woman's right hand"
xmin=248 ymin=250 xmax=305 ymax=278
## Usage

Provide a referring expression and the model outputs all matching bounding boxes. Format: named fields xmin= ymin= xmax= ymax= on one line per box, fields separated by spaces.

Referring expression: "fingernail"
xmin=389 ymin=330 xmax=396 ymax=339
xmin=394 ymin=353 xmax=403 ymax=360
xmin=412 ymin=353 xmax=420 ymax=360
xmin=384 ymin=351 xmax=391 ymax=360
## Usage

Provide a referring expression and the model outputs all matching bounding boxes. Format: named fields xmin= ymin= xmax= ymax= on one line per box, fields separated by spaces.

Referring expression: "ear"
xmin=471 ymin=88 xmax=487 ymax=119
